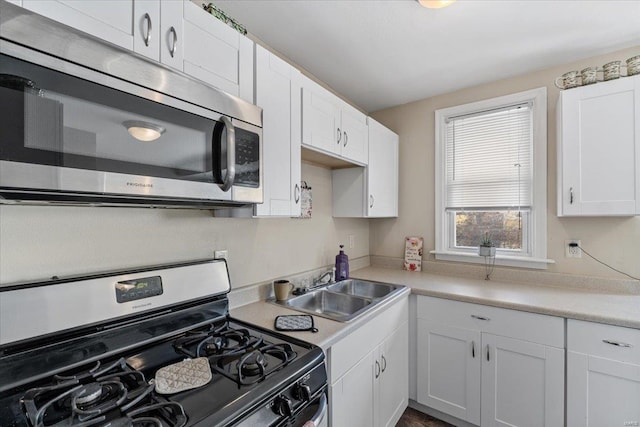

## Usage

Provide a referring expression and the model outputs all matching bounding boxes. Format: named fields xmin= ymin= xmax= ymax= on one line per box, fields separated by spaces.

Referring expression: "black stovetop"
xmin=0 ymin=316 xmax=324 ymax=427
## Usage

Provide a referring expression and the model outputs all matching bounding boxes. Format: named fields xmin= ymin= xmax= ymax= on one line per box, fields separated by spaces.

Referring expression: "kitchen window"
xmin=433 ymin=87 xmax=551 ymax=269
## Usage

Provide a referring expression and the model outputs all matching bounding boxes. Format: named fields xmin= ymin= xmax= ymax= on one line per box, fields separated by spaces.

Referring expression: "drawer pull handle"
xmin=486 ymin=345 xmax=490 ymax=362
xmin=471 ymin=315 xmax=490 ymax=321
xmin=381 ymin=355 xmax=387 ymax=373
xmin=375 ymin=360 xmax=381 ymax=379
xmin=471 ymin=341 xmax=475 ymax=358
xmin=603 ymin=339 xmax=633 ymax=348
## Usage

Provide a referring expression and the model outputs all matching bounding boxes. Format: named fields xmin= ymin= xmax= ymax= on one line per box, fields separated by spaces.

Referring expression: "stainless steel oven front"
xmin=0 ymin=2 xmax=262 ymax=208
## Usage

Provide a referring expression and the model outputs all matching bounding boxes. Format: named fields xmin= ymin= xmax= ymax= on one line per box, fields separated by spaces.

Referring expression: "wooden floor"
xmin=395 ymin=407 xmax=455 ymax=427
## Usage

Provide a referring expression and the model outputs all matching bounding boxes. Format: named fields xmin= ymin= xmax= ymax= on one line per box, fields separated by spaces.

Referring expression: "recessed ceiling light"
xmin=123 ymin=120 xmax=166 ymax=142
xmin=418 ymin=0 xmax=456 ymax=9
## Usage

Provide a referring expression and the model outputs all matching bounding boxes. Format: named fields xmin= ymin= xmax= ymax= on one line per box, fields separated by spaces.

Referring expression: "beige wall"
xmin=371 ymin=45 xmax=640 ymax=280
xmin=0 ymin=163 xmax=369 ymax=287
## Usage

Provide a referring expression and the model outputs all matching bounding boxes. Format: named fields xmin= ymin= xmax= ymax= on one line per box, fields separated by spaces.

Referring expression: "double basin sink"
xmin=271 ymin=279 xmax=406 ymax=322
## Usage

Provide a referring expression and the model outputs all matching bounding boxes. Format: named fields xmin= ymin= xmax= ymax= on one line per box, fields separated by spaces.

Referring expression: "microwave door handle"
xmin=215 ymin=116 xmax=236 ymax=191
xmin=302 ymin=392 xmax=327 ymax=427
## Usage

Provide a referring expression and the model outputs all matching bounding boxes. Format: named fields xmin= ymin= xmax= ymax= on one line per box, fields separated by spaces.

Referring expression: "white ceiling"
xmin=215 ymin=0 xmax=640 ymax=113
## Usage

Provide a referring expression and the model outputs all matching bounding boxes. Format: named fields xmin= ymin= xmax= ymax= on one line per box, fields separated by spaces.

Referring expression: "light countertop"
xmin=350 ymin=266 xmax=640 ymax=329
xmin=231 ymin=266 xmax=640 ymax=351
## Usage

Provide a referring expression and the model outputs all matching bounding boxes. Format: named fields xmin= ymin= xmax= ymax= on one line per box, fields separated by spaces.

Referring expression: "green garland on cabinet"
xmin=202 ymin=3 xmax=247 ymax=35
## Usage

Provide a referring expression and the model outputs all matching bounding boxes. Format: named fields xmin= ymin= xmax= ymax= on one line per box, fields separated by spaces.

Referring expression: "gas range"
xmin=0 ymin=260 xmax=327 ymax=427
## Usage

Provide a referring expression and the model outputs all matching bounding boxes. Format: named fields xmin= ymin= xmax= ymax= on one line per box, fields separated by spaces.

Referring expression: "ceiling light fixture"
xmin=418 ymin=0 xmax=456 ymax=8
xmin=123 ymin=120 xmax=166 ymax=142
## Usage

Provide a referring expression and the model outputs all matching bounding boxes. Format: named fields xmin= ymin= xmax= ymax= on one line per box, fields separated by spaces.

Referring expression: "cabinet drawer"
xmin=416 ymin=296 xmax=563 ymax=348
xmin=568 ymin=319 xmax=640 ymax=364
xmin=329 ymin=296 xmax=408 ymax=382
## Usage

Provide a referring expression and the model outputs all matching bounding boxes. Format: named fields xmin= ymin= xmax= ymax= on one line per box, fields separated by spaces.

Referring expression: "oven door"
xmin=0 ymin=51 xmax=261 ymax=206
xmin=291 ymin=391 xmax=328 ymax=427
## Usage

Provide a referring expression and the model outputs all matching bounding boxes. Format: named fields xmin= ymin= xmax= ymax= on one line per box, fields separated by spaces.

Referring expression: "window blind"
xmin=445 ymin=103 xmax=533 ymax=210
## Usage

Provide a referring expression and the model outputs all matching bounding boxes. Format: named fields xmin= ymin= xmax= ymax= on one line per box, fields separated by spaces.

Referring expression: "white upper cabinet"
xmin=367 ymin=118 xmax=399 ymax=217
xmin=557 ymin=75 xmax=640 ymax=216
xmin=340 ymin=101 xmax=369 ymax=164
xmin=133 ymin=0 xmax=161 ymax=61
xmin=254 ymin=45 xmax=302 ymax=217
xmin=332 ymin=118 xmax=398 ymax=218
xmin=181 ymin=1 xmax=254 ymax=102
xmin=19 ymin=1 xmax=255 ymax=103
xmin=21 ymin=0 xmax=135 ymax=49
xmin=301 ymin=75 xmax=368 ymax=165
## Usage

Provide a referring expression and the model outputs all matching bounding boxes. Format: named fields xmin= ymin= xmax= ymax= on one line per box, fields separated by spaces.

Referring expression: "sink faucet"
xmin=313 ymin=269 xmax=335 ymax=287
xmin=293 ymin=268 xmax=335 ymax=295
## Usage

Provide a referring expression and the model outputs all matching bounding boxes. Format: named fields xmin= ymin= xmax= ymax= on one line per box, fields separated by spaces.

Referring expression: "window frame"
xmin=433 ymin=87 xmax=552 ymax=269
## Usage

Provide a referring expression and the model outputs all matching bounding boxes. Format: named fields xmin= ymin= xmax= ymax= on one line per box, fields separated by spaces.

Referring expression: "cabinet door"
xmin=567 ymin=351 xmax=640 ymax=427
xmin=340 ymin=104 xmax=368 ymax=164
xmin=301 ymin=79 xmax=341 ymax=156
xmin=481 ymin=334 xmax=564 ymax=427
xmin=367 ymin=118 xmax=399 ymax=217
xmin=416 ymin=320 xmax=481 ymax=425
xmin=133 ymin=0 xmax=160 ymax=61
xmin=559 ymin=76 xmax=639 ymax=216
xmin=253 ymin=46 xmax=301 ymax=217
xmin=182 ymin=1 xmax=253 ymax=101
xmin=159 ymin=0 xmax=184 ymax=70
xmin=377 ymin=321 xmax=409 ymax=427
xmin=330 ymin=350 xmax=375 ymax=427
xmin=22 ymin=0 xmax=135 ymax=49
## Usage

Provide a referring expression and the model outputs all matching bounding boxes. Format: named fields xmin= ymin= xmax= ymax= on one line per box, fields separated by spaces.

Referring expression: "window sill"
xmin=430 ymin=250 xmax=555 ymax=270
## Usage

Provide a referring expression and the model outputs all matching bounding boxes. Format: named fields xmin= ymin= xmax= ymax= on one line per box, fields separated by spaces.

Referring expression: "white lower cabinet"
xmin=567 ymin=319 xmax=640 ymax=427
xmin=416 ymin=296 xmax=564 ymax=427
xmin=329 ymin=297 xmax=409 ymax=427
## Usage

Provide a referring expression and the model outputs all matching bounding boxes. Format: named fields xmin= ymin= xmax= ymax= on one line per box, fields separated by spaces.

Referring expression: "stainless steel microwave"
xmin=0 ymin=2 xmax=262 ymax=209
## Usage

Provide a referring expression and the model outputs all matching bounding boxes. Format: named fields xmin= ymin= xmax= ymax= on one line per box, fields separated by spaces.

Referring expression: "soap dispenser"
xmin=335 ymin=245 xmax=349 ymax=280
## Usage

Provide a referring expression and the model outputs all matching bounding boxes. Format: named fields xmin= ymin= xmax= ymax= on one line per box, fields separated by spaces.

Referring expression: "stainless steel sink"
xmin=326 ymin=279 xmax=401 ymax=299
xmin=271 ymin=279 xmax=406 ymax=322
xmin=280 ymin=290 xmax=372 ymax=322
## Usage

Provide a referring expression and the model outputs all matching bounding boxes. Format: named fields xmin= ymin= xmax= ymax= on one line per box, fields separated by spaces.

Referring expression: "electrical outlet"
xmin=565 ymin=240 xmax=581 ymax=258
xmin=214 ymin=250 xmax=228 ymax=260
xmin=349 ymin=235 xmax=355 ymax=249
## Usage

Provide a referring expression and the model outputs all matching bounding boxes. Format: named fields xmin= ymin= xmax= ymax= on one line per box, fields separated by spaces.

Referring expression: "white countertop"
xmin=351 ymin=266 xmax=640 ymax=329
xmin=231 ymin=266 xmax=640 ymax=351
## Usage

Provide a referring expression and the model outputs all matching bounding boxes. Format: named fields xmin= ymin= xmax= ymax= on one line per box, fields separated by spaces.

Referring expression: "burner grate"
xmin=20 ymin=358 xmax=187 ymax=427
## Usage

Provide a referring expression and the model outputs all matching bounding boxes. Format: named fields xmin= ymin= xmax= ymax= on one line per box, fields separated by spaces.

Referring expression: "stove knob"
xmin=293 ymin=382 xmax=312 ymax=402
xmin=273 ymin=395 xmax=293 ymax=417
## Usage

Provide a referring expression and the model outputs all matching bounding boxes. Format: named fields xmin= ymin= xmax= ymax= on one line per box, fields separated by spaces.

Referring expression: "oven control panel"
xmin=115 ymin=276 xmax=163 ymax=303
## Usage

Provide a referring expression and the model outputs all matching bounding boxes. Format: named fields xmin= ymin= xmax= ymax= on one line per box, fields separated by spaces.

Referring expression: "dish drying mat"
xmin=154 ymin=357 xmax=212 ymax=394
xmin=274 ymin=315 xmax=318 ymax=333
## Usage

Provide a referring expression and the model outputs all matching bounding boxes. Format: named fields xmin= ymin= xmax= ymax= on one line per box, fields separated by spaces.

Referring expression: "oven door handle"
xmin=302 ymin=392 xmax=327 ymax=427
xmin=213 ymin=116 xmax=236 ymax=192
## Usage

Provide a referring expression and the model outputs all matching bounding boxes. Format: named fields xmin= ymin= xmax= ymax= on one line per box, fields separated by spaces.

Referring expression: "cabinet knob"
xmin=169 ymin=26 xmax=178 ymax=58
xmin=143 ymin=13 xmax=152 ymax=47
